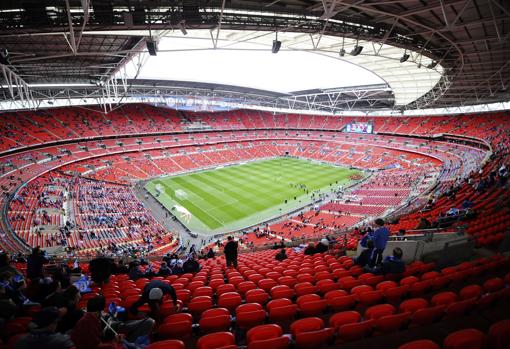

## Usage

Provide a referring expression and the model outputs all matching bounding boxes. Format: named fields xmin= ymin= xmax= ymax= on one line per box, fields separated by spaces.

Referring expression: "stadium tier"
xmin=0 ymin=108 xmax=508 ymax=255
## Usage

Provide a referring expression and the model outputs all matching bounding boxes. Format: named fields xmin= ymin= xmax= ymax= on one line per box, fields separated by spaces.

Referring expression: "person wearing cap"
xmin=14 ymin=306 xmax=74 ymax=349
xmin=129 ymin=279 xmax=177 ymax=316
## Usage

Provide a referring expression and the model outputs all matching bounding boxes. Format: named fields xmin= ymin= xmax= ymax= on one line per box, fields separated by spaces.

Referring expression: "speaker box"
xmin=146 ymin=40 xmax=158 ymax=56
xmin=272 ymin=40 xmax=282 ymax=54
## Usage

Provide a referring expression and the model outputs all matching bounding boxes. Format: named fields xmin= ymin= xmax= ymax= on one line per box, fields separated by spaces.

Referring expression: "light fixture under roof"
xmin=350 ymin=44 xmax=363 ymax=56
xmin=400 ymin=51 xmax=410 ymax=63
xmin=427 ymin=61 xmax=438 ymax=69
xmin=272 ymin=32 xmax=281 ymax=54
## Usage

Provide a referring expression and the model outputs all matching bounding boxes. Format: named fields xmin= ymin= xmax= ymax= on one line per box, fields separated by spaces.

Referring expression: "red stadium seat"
xmin=488 ymin=319 xmax=510 ymax=349
xmin=398 ymin=340 xmax=440 ymax=349
xmin=443 ymin=328 xmax=484 ymax=349
xmin=459 ymin=285 xmax=482 ymax=300
xmin=236 ymin=303 xmax=266 ymax=330
xmin=328 ymin=311 xmax=361 ymax=330
xmin=410 ymin=305 xmax=445 ymax=327
xmin=245 ymin=289 xmax=270 ymax=305
xmin=337 ymin=320 xmax=375 ymax=342
xmin=328 ymin=294 xmax=357 ymax=312
xmin=445 ymin=298 xmax=476 ymax=318
xmin=399 ymin=298 xmax=428 ymax=314
xmin=364 ymin=303 xmax=396 ymax=320
xmin=385 ymin=285 xmax=409 ymax=303
xmin=147 ymin=340 xmax=185 ymax=349
xmin=483 ymin=277 xmax=504 ymax=293
xmin=199 ymin=315 xmax=231 ymax=333
xmin=290 ymin=317 xmax=334 ymax=349
xmin=270 ymin=285 xmax=295 ymax=299
xmin=431 ymin=291 xmax=458 ymax=306
xmin=374 ymin=312 xmax=411 ymax=333
xmin=218 ymin=292 xmax=243 ymax=312
xmin=247 ymin=324 xmax=289 ymax=349
xmin=197 ymin=332 xmax=236 ymax=349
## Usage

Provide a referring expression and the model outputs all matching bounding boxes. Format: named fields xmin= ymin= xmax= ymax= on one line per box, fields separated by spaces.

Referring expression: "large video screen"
xmin=345 ymin=122 xmax=373 ymax=134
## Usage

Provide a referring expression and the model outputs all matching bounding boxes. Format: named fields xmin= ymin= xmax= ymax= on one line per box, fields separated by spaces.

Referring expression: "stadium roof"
xmin=0 ymin=0 xmax=509 ymax=113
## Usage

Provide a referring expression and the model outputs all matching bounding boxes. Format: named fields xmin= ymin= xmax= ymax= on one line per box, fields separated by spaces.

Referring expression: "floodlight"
xmin=272 ymin=40 xmax=281 ymax=54
xmin=178 ymin=21 xmax=187 ymax=35
xmin=339 ymin=48 xmax=346 ymax=57
xmin=427 ymin=61 xmax=438 ymax=69
xmin=400 ymin=52 xmax=410 ymax=63
xmin=350 ymin=45 xmax=363 ymax=56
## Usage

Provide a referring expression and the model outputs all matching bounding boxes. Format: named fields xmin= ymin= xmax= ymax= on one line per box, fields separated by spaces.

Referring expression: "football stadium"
xmin=0 ymin=1 xmax=509 ymax=348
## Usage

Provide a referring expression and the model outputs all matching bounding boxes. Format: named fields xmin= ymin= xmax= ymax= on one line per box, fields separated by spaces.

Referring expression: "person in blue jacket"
xmin=370 ymin=218 xmax=390 ymax=266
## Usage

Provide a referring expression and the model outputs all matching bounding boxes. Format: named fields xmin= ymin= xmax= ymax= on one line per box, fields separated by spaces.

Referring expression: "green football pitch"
xmin=145 ymin=157 xmax=363 ymax=235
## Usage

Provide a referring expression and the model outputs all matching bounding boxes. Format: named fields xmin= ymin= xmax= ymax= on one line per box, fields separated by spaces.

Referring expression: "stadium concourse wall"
xmin=139 ymin=155 xmax=374 ymax=239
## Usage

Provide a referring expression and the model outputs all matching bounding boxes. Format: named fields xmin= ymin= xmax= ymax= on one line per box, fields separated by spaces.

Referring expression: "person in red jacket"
xmin=71 ymin=295 xmax=122 ymax=349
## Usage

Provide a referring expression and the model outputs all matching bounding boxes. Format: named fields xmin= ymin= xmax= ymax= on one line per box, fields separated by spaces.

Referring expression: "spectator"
xmin=14 ymin=307 xmax=74 ymax=349
xmin=170 ymin=260 xmax=184 ymax=275
xmin=129 ymin=280 xmax=177 ymax=316
xmin=315 ymin=238 xmax=329 ymax=253
xmin=304 ymin=243 xmax=315 ymax=255
xmin=371 ymin=218 xmax=390 ymax=266
xmin=0 ymin=253 xmax=22 ymax=276
xmin=157 ymin=262 xmax=171 ymax=277
xmin=224 ymin=236 xmax=238 ymax=268
xmin=183 ymin=254 xmax=200 ymax=274
xmin=275 ymin=249 xmax=288 ymax=261
xmin=128 ymin=261 xmax=144 ymax=281
xmin=354 ymin=239 xmax=374 ymax=267
xmin=45 ymin=285 xmax=84 ymax=333
xmin=26 ymin=247 xmax=48 ymax=281
xmin=366 ymin=247 xmax=405 ymax=275
xmin=71 ymin=295 xmax=115 ymax=349
xmin=415 ymin=218 xmax=432 ymax=230
xmin=88 ymin=257 xmax=114 ymax=286
xmin=206 ymin=248 xmax=215 ymax=259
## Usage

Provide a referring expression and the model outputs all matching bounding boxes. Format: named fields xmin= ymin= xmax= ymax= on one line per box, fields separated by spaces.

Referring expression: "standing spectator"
xmin=224 ymin=236 xmax=238 ymax=268
xmin=14 ymin=307 xmax=74 ymax=349
xmin=26 ymin=247 xmax=48 ymax=281
xmin=371 ymin=218 xmax=390 ymax=266
xmin=206 ymin=248 xmax=215 ymax=259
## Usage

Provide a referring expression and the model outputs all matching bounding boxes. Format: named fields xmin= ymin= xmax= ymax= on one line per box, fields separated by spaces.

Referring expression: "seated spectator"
xmin=183 ymin=254 xmax=200 ymax=274
xmin=365 ymin=247 xmax=405 ymax=275
xmin=354 ymin=239 xmax=374 ymax=267
xmin=129 ymin=280 xmax=177 ymax=316
xmin=315 ymin=239 xmax=329 ymax=253
xmin=14 ymin=307 xmax=74 ymax=349
xmin=170 ymin=260 xmax=184 ymax=275
xmin=304 ymin=243 xmax=316 ymax=255
xmin=71 ymin=295 xmax=119 ymax=349
xmin=45 ymin=285 xmax=84 ymax=333
xmin=275 ymin=249 xmax=288 ymax=261
xmin=461 ymin=199 xmax=474 ymax=209
xmin=157 ymin=262 xmax=171 ymax=277
xmin=206 ymin=248 xmax=215 ymax=259
xmin=415 ymin=218 xmax=432 ymax=230
xmin=128 ymin=261 xmax=144 ymax=281
xmin=0 ymin=253 xmax=22 ymax=276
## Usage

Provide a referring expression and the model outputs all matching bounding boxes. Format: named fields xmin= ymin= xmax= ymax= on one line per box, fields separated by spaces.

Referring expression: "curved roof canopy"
xmin=0 ymin=0 xmax=508 ymax=113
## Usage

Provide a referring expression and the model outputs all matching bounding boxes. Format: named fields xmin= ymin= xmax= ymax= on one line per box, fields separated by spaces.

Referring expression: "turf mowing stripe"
xmin=146 ymin=157 xmax=362 ymax=233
